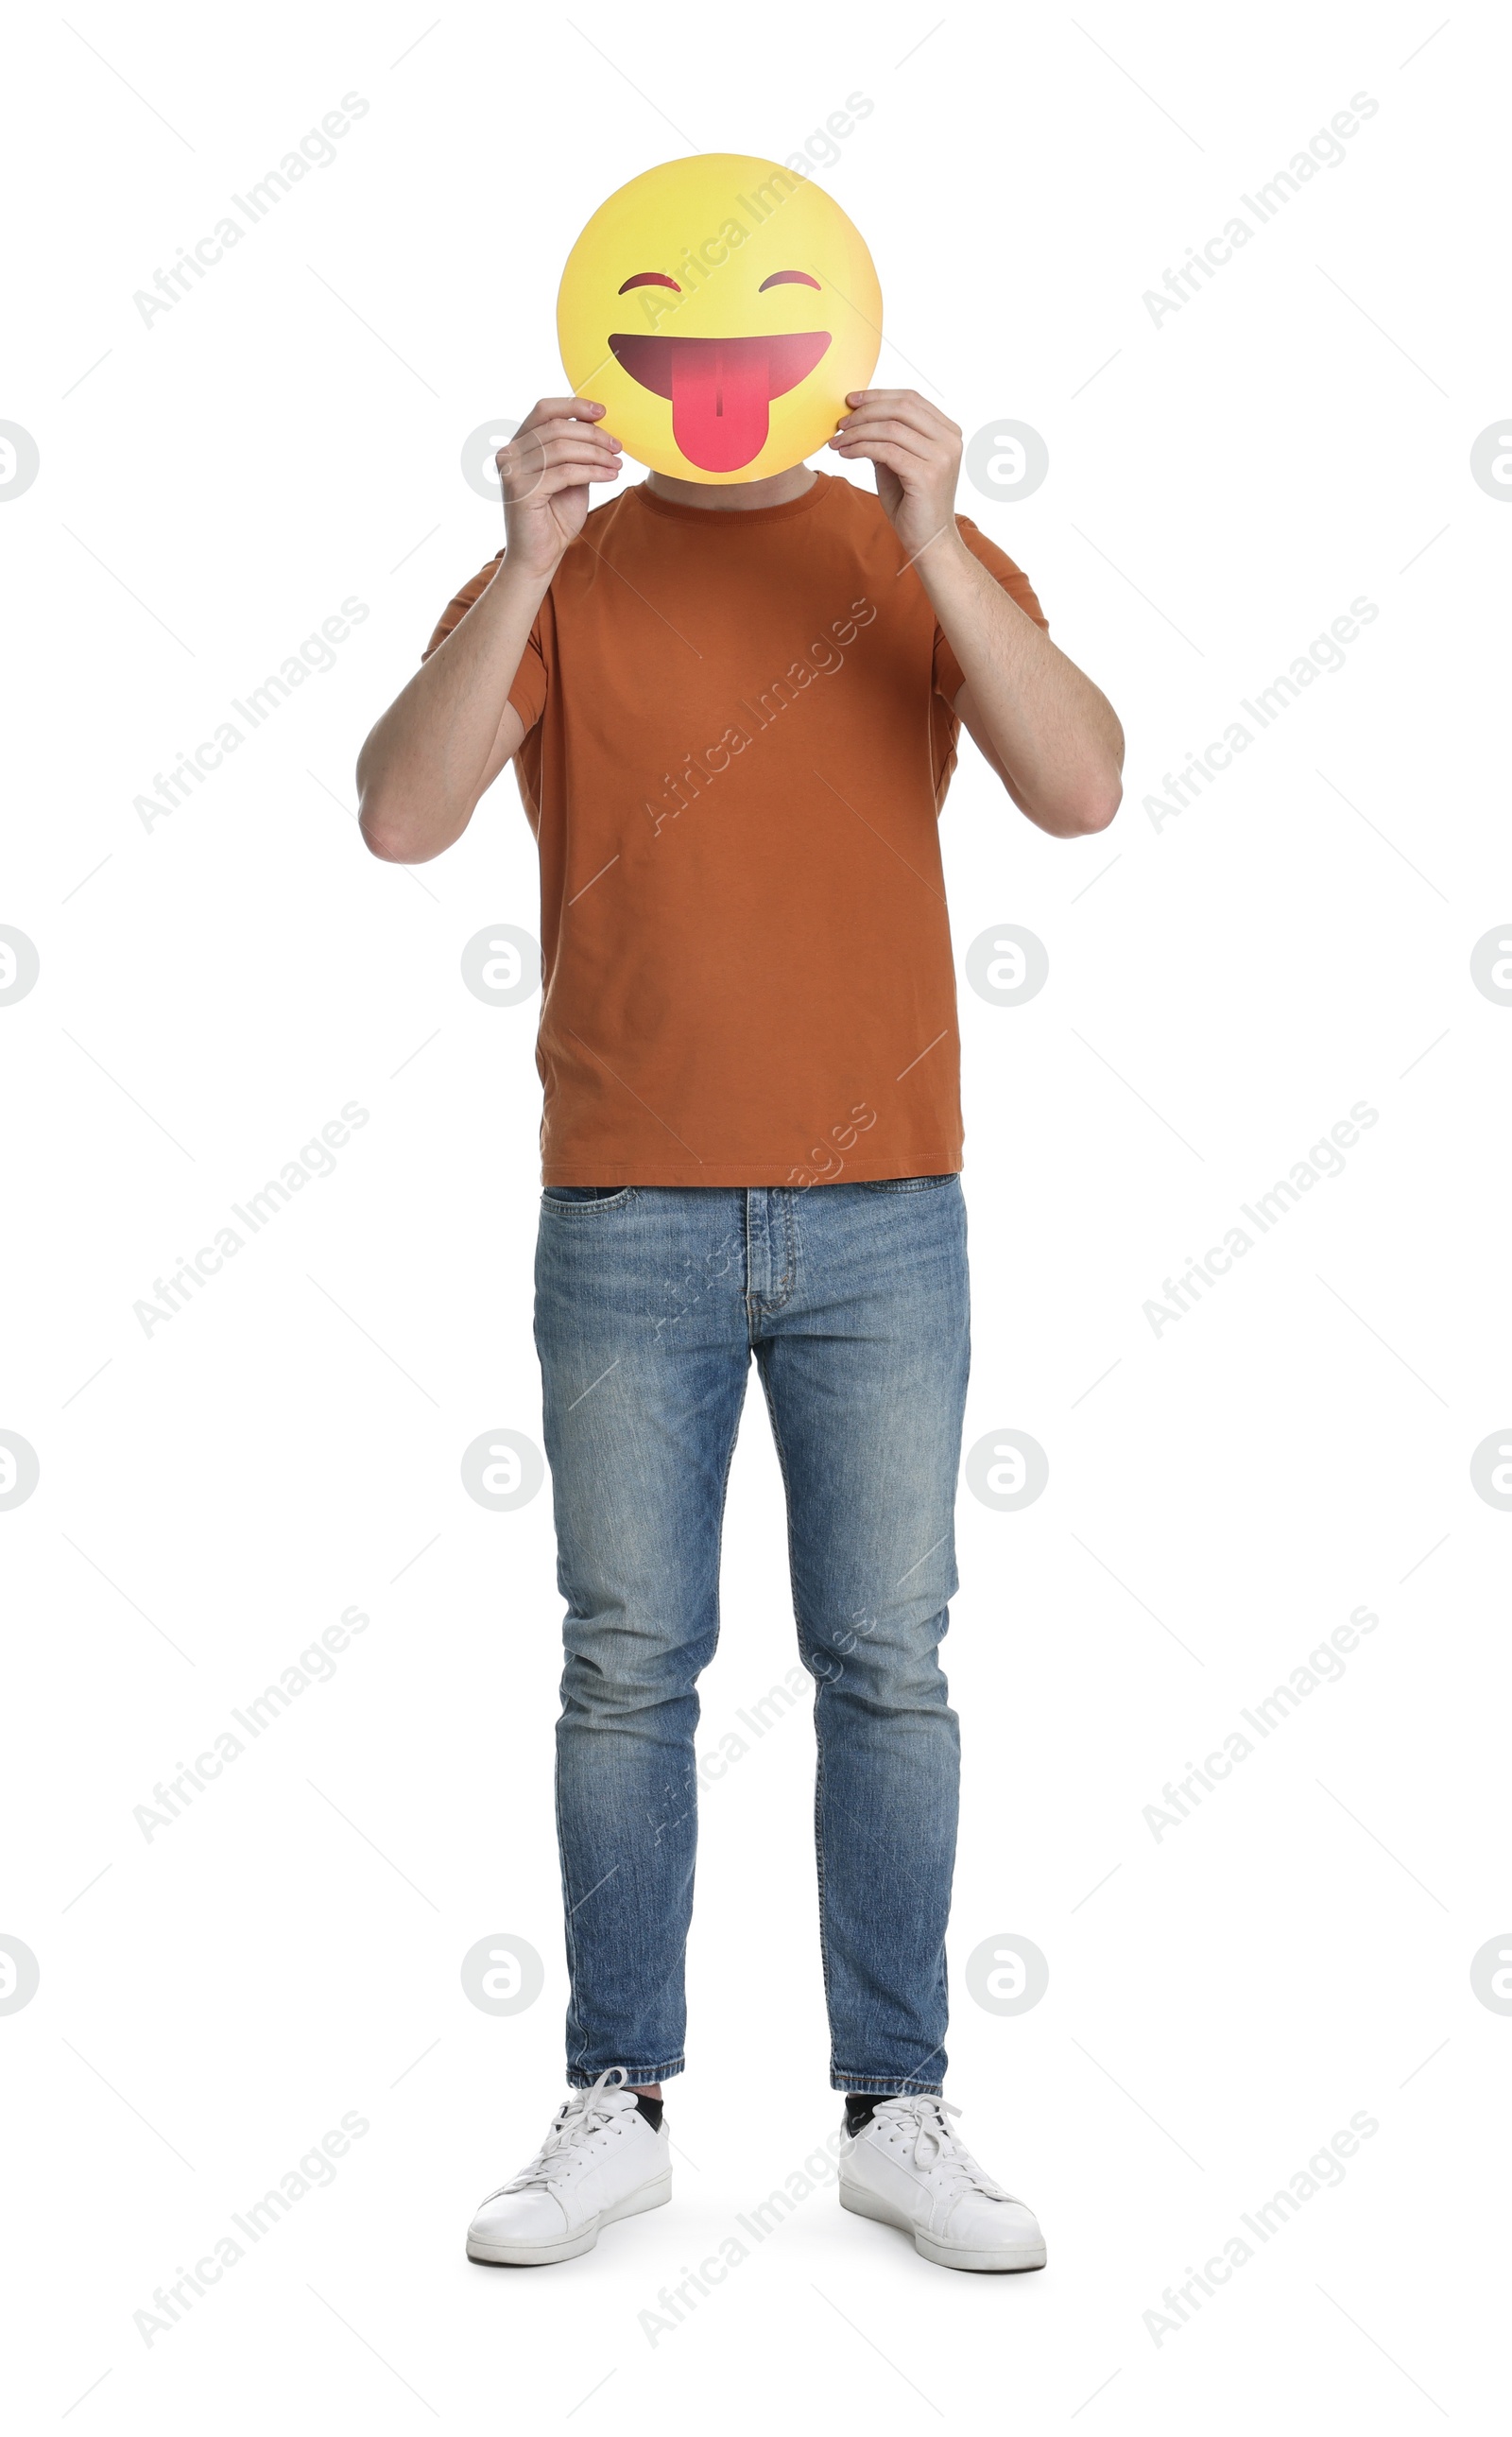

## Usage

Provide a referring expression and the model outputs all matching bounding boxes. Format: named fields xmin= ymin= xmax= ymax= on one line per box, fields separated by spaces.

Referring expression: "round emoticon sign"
xmin=558 ymin=154 xmax=882 ymax=484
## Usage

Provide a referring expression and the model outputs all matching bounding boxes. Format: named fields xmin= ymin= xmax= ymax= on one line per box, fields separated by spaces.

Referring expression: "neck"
xmin=644 ymin=463 xmax=818 ymax=512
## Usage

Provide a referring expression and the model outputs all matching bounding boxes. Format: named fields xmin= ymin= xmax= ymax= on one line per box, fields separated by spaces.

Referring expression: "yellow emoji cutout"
xmin=558 ymin=154 xmax=882 ymax=484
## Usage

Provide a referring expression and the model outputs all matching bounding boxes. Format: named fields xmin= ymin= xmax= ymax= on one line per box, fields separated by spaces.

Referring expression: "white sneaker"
xmin=838 ymin=2094 xmax=1047 ymax=2273
xmin=466 ymin=2068 xmax=672 ymax=2266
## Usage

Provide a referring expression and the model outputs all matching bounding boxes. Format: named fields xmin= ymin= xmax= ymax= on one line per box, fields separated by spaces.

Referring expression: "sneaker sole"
xmin=840 ymin=2182 xmax=1046 ymax=2273
xmin=467 ymin=2171 xmax=672 ymax=2267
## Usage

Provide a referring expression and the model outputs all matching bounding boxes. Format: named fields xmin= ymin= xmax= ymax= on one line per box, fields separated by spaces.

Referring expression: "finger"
xmin=507 ymin=464 xmax=616 ymax=511
xmin=828 ymin=438 xmax=937 ymax=481
xmin=527 ymin=462 xmax=622 ymax=498
xmin=502 ymin=430 xmax=623 ymax=469
xmin=502 ymin=420 xmax=623 ymax=458
xmin=518 ymin=395 xmax=607 ymax=427
xmin=838 ymin=405 xmax=957 ymax=451
xmin=828 ymin=431 xmax=936 ymax=467
xmin=503 ymin=446 xmax=623 ymax=503
xmin=499 ymin=440 xmax=622 ymax=490
xmin=503 ymin=464 xmax=623 ymax=507
xmin=837 ymin=397 xmax=956 ymax=441
xmin=842 ymin=388 xmax=945 ymax=415
xmin=830 ymin=418 xmax=948 ymax=453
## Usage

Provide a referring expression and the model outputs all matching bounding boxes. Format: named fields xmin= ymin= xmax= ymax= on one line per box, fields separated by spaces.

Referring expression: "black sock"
xmin=844 ymin=2092 xmax=888 ymax=2135
xmin=633 ymin=2092 xmax=663 ymax=2130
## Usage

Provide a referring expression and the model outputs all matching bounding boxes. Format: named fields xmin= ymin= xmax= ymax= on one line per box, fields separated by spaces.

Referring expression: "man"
xmin=356 ymin=383 xmax=1123 ymax=2273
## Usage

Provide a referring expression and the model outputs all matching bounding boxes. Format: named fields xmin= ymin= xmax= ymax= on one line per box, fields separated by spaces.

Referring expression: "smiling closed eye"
xmin=758 ymin=270 xmax=821 ymax=291
xmin=618 ymin=270 xmax=680 ymax=293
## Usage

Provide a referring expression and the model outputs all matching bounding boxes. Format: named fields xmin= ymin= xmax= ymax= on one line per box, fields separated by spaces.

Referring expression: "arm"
xmin=356 ymin=396 xmax=623 ymax=864
xmin=830 ymin=390 xmax=1124 ymax=838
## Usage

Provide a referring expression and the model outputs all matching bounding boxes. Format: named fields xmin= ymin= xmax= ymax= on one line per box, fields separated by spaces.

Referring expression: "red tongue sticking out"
xmin=609 ymin=331 xmax=833 ymax=474
xmin=670 ymin=337 xmax=775 ymax=473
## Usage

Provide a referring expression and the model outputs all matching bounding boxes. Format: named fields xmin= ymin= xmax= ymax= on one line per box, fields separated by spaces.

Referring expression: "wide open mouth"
xmin=609 ymin=330 xmax=832 ymax=472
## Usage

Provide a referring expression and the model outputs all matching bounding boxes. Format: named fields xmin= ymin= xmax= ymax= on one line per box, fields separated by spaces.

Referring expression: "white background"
xmin=4 ymin=1 xmax=1508 ymax=2427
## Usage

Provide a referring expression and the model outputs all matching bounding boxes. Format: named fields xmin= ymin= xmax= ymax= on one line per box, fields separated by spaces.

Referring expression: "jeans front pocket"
xmin=540 ymin=1185 xmax=637 ymax=1212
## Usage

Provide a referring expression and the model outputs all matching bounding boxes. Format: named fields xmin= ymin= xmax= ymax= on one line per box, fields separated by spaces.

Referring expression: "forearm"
xmin=919 ymin=532 xmax=1125 ymax=837
xmin=356 ymin=552 xmax=547 ymax=862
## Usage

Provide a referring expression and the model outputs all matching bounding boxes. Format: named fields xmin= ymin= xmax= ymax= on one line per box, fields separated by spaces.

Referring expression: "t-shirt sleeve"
xmin=933 ymin=514 xmax=1049 ymax=706
xmin=421 ymin=551 xmax=548 ymax=733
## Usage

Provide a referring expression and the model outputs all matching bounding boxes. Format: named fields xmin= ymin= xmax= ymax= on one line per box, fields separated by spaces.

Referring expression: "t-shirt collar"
xmin=631 ymin=470 xmax=830 ymax=526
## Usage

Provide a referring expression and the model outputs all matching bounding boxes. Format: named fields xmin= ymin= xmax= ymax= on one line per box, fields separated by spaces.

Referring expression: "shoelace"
xmin=490 ymin=2067 xmax=635 ymax=2198
xmin=868 ymin=2095 xmax=1009 ymax=2199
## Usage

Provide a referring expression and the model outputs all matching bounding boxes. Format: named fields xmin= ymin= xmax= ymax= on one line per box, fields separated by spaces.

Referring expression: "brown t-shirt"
xmin=423 ymin=472 xmax=1047 ymax=1185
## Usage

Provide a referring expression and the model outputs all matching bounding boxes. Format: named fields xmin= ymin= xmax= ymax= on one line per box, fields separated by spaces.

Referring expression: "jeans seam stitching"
xmin=565 ymin=2056 xmax=685 ymax=2088
xmin=758 ymin=1351 xmax=836 ymax=2036
xmin=540 ymin=1187 xmax=639 ymax=1215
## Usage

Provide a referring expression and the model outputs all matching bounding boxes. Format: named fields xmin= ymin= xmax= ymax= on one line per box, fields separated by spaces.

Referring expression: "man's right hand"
xmin=498 ymin=397 xmax=623 ymax=579
xmin=356 ymin=396 xmax=621 ymax=864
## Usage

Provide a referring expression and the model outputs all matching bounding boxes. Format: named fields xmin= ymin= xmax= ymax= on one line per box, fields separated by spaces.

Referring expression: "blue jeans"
xmin=534 ymin=1178 xmax=970 ymax=2094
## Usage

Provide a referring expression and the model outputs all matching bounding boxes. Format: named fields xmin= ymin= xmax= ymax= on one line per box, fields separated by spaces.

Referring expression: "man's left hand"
xmin=829 ymin=389 xmax=963 ymax=565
